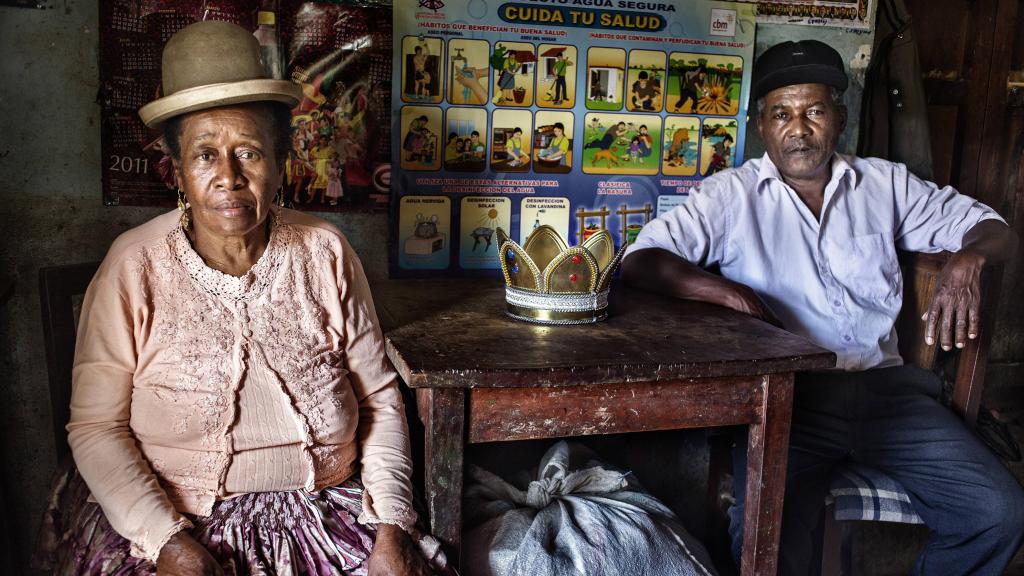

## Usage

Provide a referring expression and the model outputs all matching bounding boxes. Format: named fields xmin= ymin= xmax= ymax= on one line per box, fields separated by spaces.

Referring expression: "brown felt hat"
xmin=138 ymin=20 xmax=302 ymax=127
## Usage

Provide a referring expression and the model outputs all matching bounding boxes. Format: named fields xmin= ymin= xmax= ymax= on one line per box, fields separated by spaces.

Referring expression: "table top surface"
xmin=374 ymin=279 xmax=836 ymax=389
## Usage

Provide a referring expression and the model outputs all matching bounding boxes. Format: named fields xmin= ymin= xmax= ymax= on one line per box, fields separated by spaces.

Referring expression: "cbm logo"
xmin=419 ymin=0 xmax=445 ymax=11
xmin=709 ymin=8 xmax=736 ymax=36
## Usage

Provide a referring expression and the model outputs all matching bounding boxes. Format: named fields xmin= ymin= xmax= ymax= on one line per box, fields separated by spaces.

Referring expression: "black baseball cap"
xmin=752 ymin=40 xmax=848 ymax=100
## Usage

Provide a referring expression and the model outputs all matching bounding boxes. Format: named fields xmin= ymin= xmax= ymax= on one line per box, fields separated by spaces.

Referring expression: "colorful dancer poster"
xmin=390 ymin=0 xmax=756 ymax=276
xmin=741 ymin=0 xmax=875 ymax=31
xmin=99 ymin=0 xmax=394 ymax=213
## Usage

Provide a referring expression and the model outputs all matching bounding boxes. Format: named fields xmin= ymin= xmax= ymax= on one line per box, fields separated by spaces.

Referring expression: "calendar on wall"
xmin=99 ymin=0 xmax=394 ymax=213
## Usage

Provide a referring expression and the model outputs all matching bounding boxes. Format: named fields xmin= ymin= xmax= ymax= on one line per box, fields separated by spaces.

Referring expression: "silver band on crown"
xmin=505 ymin=286 xmax=610 ymax=325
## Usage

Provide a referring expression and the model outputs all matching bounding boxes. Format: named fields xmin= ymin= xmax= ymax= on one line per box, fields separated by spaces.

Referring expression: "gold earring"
xmin=177 ymin=189 xmax=191 ymax=232
xmin=271 ymin=188 xmax=284 ymax=227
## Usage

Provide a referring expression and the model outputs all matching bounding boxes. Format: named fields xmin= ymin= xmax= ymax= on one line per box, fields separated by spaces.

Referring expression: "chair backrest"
xmin=39 ymin=262 xmax=100 ymax=462
xmin=894 ymin=251 xmax=1002 ymax=426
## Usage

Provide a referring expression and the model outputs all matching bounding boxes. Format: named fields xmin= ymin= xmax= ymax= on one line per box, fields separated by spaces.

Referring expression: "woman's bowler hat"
xmin=138 ymin=20 xmax=302 ymax=127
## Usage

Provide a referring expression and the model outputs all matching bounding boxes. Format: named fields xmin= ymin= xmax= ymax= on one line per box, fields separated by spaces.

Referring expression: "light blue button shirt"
xmin=627 ymin=153 xmax=1004 ymax=371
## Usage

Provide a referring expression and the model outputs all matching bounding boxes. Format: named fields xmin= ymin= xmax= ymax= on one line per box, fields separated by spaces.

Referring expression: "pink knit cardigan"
xmin=68 ymin=209 xmax=416 ymax=560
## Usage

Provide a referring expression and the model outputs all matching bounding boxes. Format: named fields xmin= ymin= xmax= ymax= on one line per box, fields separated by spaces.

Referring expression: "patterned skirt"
xmin=34 ymin=463 xmax=453 ymax=575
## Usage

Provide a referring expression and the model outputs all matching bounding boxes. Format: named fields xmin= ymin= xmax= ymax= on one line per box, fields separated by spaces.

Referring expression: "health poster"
xmin=390 ymin=0 xmax=755 ymax=276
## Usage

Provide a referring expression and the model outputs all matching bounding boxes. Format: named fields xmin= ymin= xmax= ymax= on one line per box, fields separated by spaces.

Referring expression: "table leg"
xmin=417 ymin=387 xmax=466 ymax=567
xmin=740 ymin=372 xmax=795 ymax=576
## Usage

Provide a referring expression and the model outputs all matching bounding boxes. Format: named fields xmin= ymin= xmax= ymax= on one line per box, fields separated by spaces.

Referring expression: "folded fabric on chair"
xmin=827 ymin=463 xmax=924 ymax=524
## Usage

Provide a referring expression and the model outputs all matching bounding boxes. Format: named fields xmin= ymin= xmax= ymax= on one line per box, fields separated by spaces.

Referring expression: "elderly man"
xmin=622 ymin=40 xmax=1024 ymax=575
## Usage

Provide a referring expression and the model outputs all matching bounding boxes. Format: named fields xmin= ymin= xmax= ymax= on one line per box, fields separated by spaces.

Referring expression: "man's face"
xmin=471 ymin=133 xmax=479 ymax=143
xmin=756 ymin=83 xmax=846 ymax=184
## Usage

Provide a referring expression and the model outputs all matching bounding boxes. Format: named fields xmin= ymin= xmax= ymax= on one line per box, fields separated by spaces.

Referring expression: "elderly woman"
xmin=37 ymin=21 xmax=445 ymax=576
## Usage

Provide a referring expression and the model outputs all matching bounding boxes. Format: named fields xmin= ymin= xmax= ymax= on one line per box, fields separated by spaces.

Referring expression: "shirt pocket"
xmin=830 ymin=233 xmax=901 ymax=301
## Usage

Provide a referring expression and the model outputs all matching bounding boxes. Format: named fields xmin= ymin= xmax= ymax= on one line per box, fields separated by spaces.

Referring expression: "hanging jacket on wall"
xmin=858 ymin=0 xmax=934 ymax=181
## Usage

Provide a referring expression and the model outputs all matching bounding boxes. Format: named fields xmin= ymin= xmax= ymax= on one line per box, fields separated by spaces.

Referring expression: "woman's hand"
xmin=367 ymin=524 xmax=433 ymax=576
xmin=156 ymin=531 xmax=223 ymax=576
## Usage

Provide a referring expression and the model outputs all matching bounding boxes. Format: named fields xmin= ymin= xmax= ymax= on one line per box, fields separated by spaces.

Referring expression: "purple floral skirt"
xmin=34 ymin=463 xmax=453 ymax=575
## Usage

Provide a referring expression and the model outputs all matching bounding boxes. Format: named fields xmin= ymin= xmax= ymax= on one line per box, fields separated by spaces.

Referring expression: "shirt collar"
xmin=756 ymin=152 xmax=858 ymax=192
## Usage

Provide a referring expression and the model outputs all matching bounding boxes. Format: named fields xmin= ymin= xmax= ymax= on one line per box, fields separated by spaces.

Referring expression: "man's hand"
xmin=923 ymin=251 xmax=985 ymax=351
xmin=156 ymin=531 xmax=223 ymax=576
xmin=923 ymin=219 xmax=1018 ymax=350
xmin=367 ymin=524 xmax=433 ymax=576
xmin=622 ymin=247 xmax=782 ymax=327
xmin=720 ymin=281 xmax=783 ymax=327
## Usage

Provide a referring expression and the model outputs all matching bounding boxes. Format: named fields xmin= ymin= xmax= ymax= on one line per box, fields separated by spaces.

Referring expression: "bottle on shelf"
xmin=253 ymin=0 xmax=284 ymax=80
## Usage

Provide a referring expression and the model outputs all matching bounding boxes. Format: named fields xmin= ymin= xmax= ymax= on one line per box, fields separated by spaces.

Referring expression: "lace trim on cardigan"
xmin=358 ymin=495 xmax=418 ymax=533
xmin=129 ymin=516 xmax=194 ymax=562
xmin=167 ymin=218 xmax=293 ymax=499
xmin=169 ymin=218 xmax=290 ymax=302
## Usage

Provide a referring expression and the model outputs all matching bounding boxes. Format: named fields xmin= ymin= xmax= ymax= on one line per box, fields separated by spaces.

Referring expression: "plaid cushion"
xmin=827 ymin=463 xmax=923 ymax=524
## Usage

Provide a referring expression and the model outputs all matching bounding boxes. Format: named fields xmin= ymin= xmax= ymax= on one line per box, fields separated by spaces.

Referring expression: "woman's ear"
xmin=171 ymin=158 xmax=184 ymax=186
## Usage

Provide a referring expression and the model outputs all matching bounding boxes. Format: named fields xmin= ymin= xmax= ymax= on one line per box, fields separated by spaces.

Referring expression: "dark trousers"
xmin=728 ymin=365 xmax=1024 ymax=575
xmin=675 ymin=88 xmax=699 ymax=111
xmin=554 ymin=76 xmax=567 ymax=101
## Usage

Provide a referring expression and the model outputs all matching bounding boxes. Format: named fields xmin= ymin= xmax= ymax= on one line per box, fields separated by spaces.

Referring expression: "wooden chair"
xmin=39 ymin=262 xmax=100 ymax=462
xmin=819 ymin=251 xmax=1003 ymax=574
xmin=705 ymin=251 xmax=1002 ymax=575
xmin=1 ymin=279 xmax=17 ymax=573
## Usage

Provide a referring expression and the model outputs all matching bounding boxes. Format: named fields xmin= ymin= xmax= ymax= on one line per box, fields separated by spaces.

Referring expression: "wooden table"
xmin=375 ymin=279 xmax=835 ymax=575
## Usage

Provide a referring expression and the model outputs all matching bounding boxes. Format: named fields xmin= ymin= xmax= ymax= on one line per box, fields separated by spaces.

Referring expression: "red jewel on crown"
xmin=496 ymin=225 xmax=628 ymax=325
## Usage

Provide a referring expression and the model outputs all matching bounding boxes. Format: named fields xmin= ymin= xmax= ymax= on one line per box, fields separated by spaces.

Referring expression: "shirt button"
xmin=832 ymin=300 xmax=842 ymax=307
xmin=238 ymin=301 xmax=247 ymax=310
xmin=243 ymin=329 xmax=253 ymax=338
xmin=843 ymin=335 xmax=852 ymax=342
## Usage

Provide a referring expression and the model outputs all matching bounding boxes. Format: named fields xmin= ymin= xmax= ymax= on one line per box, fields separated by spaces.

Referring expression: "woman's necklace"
xmin=185 ymin=219 xmax=271 ymax=276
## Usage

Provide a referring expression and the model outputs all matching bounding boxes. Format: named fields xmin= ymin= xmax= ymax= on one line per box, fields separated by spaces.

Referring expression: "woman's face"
xmin=174 ymin=105 xmax=282 ymax=240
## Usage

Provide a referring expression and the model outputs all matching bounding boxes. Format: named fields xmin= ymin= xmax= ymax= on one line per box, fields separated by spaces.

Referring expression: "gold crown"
xmin=496 ymin=226 xmax=627 ymax=325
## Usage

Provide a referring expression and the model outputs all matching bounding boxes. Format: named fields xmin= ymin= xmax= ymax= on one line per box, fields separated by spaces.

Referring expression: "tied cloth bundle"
xmin=462 ymin=441 xmax=719 ymax=576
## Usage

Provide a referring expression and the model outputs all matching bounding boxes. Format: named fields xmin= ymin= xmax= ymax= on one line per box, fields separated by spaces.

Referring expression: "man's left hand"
xmin=367 ymin=524 xmax=433 ymax=576
xmin=923 ymin=251 xmax=986 ymax=351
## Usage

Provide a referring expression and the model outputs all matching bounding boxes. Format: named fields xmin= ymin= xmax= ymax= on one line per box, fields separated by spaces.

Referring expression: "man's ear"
xmin=755 ymin=107 xmax=765 ymax=141
xmin=838 ymin=104 xmax=848 ymax=134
